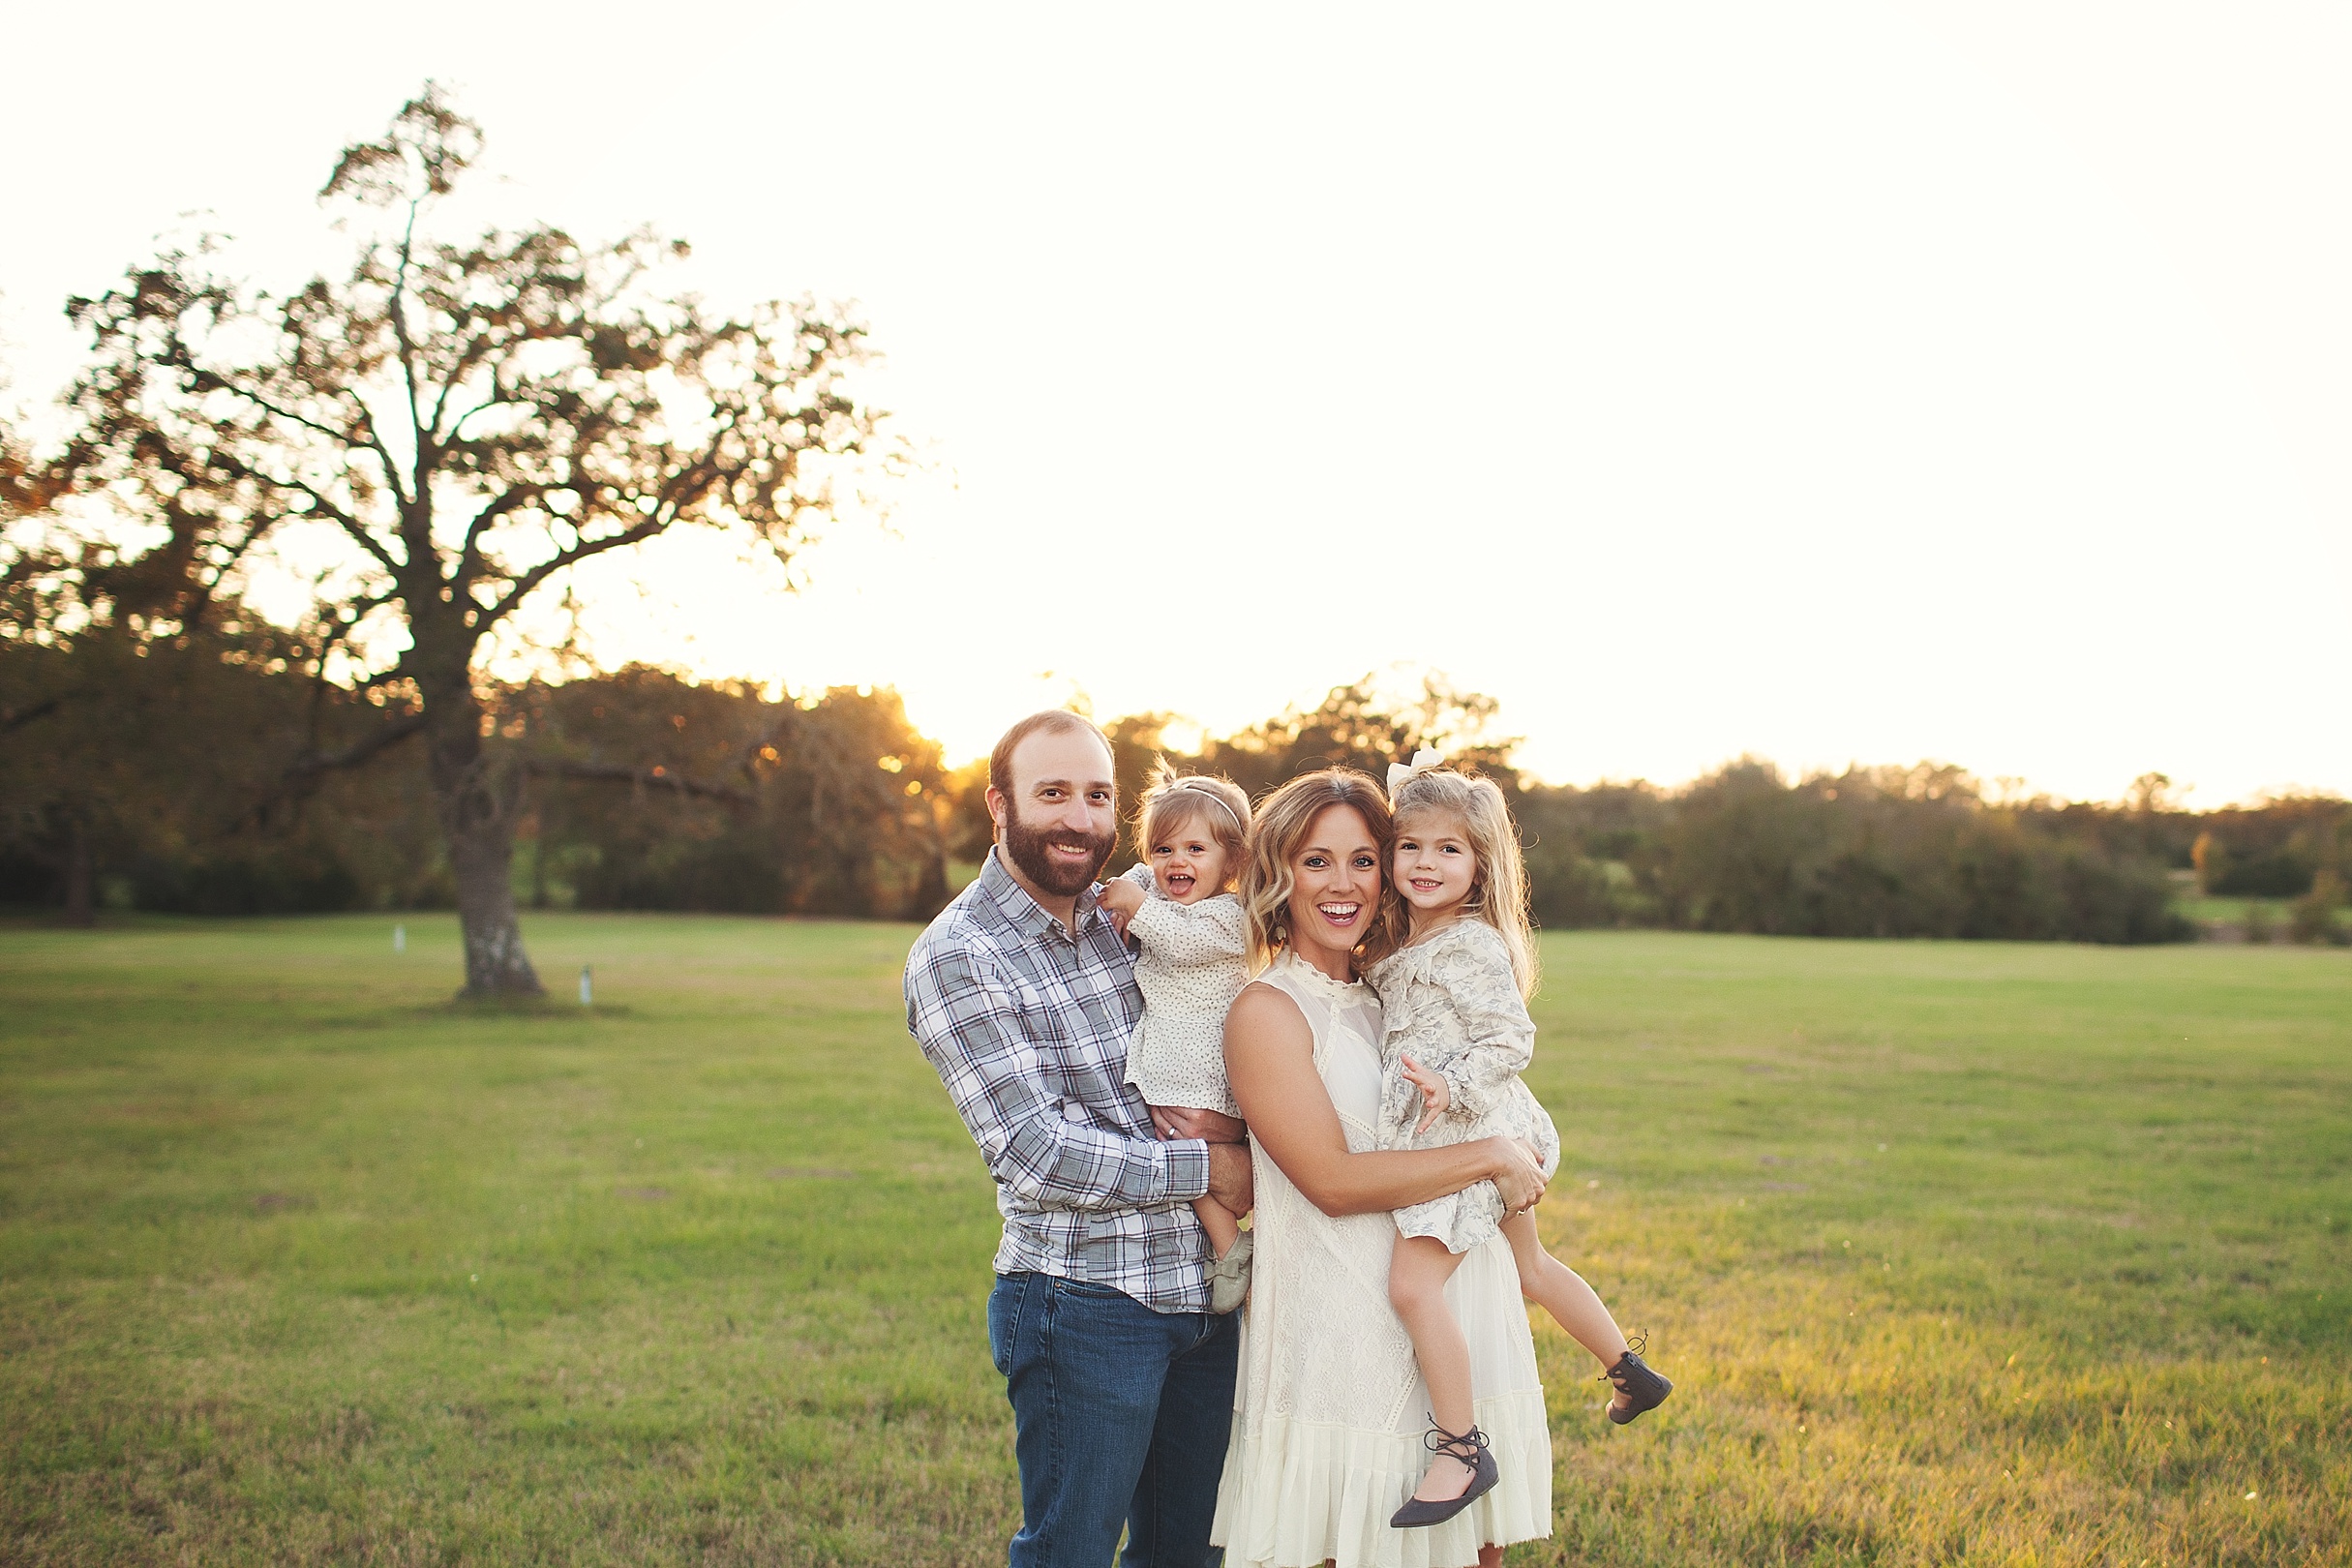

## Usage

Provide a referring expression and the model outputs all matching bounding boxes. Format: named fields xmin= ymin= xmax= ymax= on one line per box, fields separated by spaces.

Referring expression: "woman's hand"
xmin=1398 ymin=1052 xmax=1451 ymax=1134
xmin=1097 ymin=876 xmax=1145 ymax=937
xmin=1227 ymin=983 xmax=1544 ymax=1219
xmin=1487 ymin=1136 xmax=1548 ymax=1215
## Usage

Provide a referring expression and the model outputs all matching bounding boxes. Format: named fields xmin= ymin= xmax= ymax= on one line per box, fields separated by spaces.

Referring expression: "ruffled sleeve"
xmin=1128 ymin=890 xmax=1248 ymax=966
xmin=1424 ymin=921 xmax=1534 ymax=1125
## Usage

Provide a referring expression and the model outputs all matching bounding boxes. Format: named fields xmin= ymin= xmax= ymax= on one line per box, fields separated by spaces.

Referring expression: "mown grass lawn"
xmin=2 ymin=914 xmax=2346 ymax=1566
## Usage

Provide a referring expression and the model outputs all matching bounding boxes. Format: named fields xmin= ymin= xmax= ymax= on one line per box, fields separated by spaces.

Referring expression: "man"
xmin=906 ymin=709 xmax=1253 ymax=1567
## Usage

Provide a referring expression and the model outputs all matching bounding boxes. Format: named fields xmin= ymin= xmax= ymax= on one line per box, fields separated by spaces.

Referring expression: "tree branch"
xmin=210 ymin=377 xmax=377 ymax=462
xmin=227 ymin=710 xmax=429 ymax=831
xmin=1 ymin=696 xmax=63 ymax=735
xmin=274 ymin=473 xmax=405 ymax=577
xmin=526 ymin=757 xmax=752 ymax=807
xmin=426 ymin=325 xmax=504 ymax=441
xmin=473 ymin=513 xmax=668 ymax=634
xmin=286 ymin=711 xmax=429 ymax=778
xmin=470 ymin=400 xmax=759 ymax=631
xmin=339 ymin=389 xmax=414 ymax=513
xmin=455 ymin=482 xmax=551 ymax=584
xmin=202 ymin=377 xmax=413 ymax=531
xmin=308 ymin=584 xmax=406 ymax=673
xmin=388 ymin=204 xmax=429 ymax=453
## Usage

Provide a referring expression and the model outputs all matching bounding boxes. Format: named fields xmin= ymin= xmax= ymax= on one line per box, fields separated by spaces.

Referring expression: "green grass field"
xmin=2174 ymin=896 xmax=2295 ymax=930
xmin=2 ymin=915 xmax=2347 ymax=1566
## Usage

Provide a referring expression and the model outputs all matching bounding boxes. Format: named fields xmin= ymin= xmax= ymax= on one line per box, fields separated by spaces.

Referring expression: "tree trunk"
xmin=909 ymin=803 xmax=950 ymax=919
xmin=426 ymin=691 xmax=543 ymax=996
xmin=61 ymin=819 xmax=95 ymax=928
xmin=837 ymin=842 xmax=875 ymax=919
xmin=528 ymin=799 xmax=552 ymax=911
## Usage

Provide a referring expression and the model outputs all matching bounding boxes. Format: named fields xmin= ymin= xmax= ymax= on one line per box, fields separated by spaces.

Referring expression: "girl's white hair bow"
xmin=1387 ymin=747 xmax=1445 ymax=795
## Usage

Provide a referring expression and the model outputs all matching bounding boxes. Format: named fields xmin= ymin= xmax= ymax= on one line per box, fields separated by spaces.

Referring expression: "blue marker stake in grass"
xmin=393 ymin=923 xmax=405 ymax=953
xmin=579 ymin=964 xmax=592 ymax=1007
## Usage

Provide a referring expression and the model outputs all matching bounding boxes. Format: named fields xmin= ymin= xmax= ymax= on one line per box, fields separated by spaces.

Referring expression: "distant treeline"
xmin=1095 ymin=687 xmax=2345 ymax=946
xmin=0 ymin=645 xmax=951 ymax=922
xmin=3 ymin=650 xmax=2345 ymax=945
xmin=1520 ymin=765 xmax=2220 ymax=945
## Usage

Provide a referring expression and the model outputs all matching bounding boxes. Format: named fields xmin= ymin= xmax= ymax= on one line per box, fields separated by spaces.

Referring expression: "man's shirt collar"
xmin=977 ymin=845 xmax=1106 ymax=943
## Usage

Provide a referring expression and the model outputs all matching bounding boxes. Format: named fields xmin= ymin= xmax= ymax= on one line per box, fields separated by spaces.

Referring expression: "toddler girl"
xmin=1372 ymin=753 xmax=1673 ymax=1529
xmin=1095 ymin=765 xmax=1256 ymax=1313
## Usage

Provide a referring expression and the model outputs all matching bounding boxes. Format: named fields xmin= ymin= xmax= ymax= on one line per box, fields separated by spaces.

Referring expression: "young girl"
xmin=1095 ymin=765 xmax=1257 ymax=1312
xmin=1372 ymin=753 xmax=1673 ymax=1528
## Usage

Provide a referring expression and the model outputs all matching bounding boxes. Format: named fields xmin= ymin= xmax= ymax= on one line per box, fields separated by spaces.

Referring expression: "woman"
xmin=1210 ymin=770 xmax=1553 ymax=1568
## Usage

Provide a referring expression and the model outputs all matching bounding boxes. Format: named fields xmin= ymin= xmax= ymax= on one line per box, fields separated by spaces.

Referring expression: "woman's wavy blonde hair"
xmin=1133 ymin=761 xmax=1251 ymax=888
xmin=1387 ymin=766 xmax=1540 ymax=999
xmin=1239 ymin=769 xmax=1396 ymax=972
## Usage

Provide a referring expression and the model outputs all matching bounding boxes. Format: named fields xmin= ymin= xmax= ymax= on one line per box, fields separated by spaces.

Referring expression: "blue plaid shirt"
xmin=905 ymin=848 xmax=1214 ymax=1312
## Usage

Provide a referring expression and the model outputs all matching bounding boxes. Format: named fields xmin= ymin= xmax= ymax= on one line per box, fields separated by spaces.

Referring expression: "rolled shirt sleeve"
xmin=908 ymin=943 xmax=1209 ymax=1211
xmin=902 ymin=848 xmax=1221 ymax=1312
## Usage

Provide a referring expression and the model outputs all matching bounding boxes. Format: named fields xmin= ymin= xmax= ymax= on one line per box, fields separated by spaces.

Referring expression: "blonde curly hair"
xmin=1133 ymin=761 xmax=1251 ymax=890
xmin=1238 ymin=769 xmax=1396 ymax=972
xmin=1387 ymin=766 xmax=1539 ymax=999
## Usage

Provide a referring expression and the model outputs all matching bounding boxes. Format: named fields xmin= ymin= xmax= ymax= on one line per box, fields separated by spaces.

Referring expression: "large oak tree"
xmin=52 ymin=87 xmax=895 ymax=992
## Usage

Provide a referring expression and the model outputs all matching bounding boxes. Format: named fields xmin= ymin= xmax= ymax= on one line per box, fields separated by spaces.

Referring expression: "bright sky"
xmin=5 ymin=3 xmax=2347 ymax=804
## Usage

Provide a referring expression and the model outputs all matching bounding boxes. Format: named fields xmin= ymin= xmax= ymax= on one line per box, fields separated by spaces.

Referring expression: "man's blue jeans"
xmin=987 ymin=1272 xmax=1238 ymax=1568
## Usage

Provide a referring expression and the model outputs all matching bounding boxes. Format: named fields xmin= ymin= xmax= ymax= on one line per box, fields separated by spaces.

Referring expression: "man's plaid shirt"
xmin=905 ymin=848 xmax=1214 ymax=1313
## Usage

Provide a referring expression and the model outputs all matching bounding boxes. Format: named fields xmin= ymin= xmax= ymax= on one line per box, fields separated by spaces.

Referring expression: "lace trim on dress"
xmin=1274 ymin=948 xmax=1367 ymax=1004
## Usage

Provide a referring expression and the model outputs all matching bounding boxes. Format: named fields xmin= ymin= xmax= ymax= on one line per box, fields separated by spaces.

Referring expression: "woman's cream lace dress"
xmin=1210 ymin=950 xmax=1551 ymax=1568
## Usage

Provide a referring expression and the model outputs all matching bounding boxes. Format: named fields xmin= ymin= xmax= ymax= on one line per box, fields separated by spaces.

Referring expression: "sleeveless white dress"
xmin=1211 ymin=952 xmax=1552 ymax=1568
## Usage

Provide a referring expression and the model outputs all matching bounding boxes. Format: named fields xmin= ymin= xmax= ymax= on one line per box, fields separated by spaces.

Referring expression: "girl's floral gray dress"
xmin=1365 ymin=920 xmax=1562 ymax=1254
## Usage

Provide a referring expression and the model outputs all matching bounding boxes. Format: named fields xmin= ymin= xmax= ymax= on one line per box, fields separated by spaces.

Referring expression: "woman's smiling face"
xmin=1283 ymin=803 xmax=1383 ymax=966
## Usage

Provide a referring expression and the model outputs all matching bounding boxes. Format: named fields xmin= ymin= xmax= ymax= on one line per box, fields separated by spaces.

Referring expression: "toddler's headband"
xmin=1159 ymin=777 xmax=1245 ymax=834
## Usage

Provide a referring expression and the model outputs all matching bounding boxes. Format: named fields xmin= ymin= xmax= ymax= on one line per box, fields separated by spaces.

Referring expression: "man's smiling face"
xmin=990 ymin=727 xmax=1119 ymax=900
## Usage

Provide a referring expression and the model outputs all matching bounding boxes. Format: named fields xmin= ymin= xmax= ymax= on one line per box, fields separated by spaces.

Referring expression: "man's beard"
xmin=1003 ymin=806 xmax=1117 ymax=898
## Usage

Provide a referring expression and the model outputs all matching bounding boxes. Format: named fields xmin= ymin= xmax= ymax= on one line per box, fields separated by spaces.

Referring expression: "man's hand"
xmin=1488 ymin=1136 xmax=1548 ymax=1215
xmin=1157 ymin=1104 xmax=1246 ymax=1144
xmin=1206 ymin=1141 xmax=1254 ymax=1217
xmin=1097 ymin=877 xmax=1144 ymax=937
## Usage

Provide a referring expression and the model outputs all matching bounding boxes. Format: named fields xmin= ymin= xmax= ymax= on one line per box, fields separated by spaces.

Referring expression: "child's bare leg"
xmin=1191 ymin=1194 xmax=1241 ymax=1258
xmin=1500 ymin=1212 xmax=1635 ymax=1406
xmin=1389 ymin=1234 xmax=1477 ymax=1502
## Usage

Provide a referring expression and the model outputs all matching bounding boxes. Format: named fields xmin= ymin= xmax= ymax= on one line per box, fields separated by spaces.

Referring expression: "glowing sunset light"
xmin=3 ymin=3 xmax=2346 ymax=802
